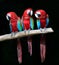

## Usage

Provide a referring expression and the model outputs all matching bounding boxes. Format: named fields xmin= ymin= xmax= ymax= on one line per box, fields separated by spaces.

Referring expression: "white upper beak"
xmin=6 ymin=14 xmax=11 ymax=20
xmin=30 ymin=10 xmax=33 ymax=16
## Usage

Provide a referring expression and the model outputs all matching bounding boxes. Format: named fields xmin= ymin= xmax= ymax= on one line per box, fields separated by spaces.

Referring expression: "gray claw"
xmin=44 ymin=28 xmax=46 ymax=32
xmin=11 ymin=32 xmax=15 ymax=37
xmin=11 ymin=32 xmax=17 ymax=37
xmin=24 ymin=30 xmax=26 ymax=34
xmin=40 ymin=28 xmax=42 ymax=32
xmin=28 ymin=29 xmax=30 ymax=34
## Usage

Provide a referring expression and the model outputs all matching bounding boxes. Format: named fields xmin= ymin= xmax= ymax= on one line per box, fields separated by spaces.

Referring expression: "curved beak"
xmin=6 ymin=14 xmax=11 ymax=21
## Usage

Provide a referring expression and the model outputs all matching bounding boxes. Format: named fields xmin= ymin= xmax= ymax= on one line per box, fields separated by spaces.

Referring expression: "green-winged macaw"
xmin=35 ymin=9 xmax=49 ymax=63
xmin=6 ymin=12 xmax=23 ymax=64
xmin=21 ymin=8 xmax=34 ymax=56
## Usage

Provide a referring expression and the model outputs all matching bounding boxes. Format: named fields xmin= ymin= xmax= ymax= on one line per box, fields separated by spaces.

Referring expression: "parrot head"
xmin=23 ymin=8 xmax=33 ymax=19
xmin=35 ymin=9 xmax=48 ymax=19
xmin=6 ymin=12 xmax=18 ymax=22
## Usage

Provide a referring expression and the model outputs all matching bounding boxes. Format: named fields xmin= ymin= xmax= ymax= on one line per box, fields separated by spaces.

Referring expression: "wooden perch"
xmin=0 ymin=27 xmax=54 ymax=41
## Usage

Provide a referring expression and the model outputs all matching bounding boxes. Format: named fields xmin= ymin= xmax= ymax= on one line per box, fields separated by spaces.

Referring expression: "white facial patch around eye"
xmin=36 ymin=11 xmax=41 ymax=15
xmin=30 ymin=10 xmax=33 ymax=16
xmin=27 ymin=10 xmax=30 ymax=14
xmin=6 ymin=14 xmax=11 ymax=20
xmin=35 ymin=11 xmax=41 ymax=18
xmin=35 ymin=13 xmax=38 ymax=18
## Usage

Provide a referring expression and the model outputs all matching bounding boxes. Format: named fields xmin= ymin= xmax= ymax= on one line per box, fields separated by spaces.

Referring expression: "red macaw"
xmin=21 ymin=8 xmax=34 ymax=56
xmin=6 ymin=12 xmax=22 ymax=63
xmin=35 ymin=9 xmax=49 ymax=63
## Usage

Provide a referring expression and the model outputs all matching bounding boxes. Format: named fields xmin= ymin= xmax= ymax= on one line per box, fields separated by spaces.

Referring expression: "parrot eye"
xmin=6 ymin=14 xmax=11 ymax=21
xmin=37 ymin=14 xmax=41 ymax=17
xmin=27 ymin=10 xmax=33 ymax=16
xmin=35 ymin=12 xmax=41 ymax=18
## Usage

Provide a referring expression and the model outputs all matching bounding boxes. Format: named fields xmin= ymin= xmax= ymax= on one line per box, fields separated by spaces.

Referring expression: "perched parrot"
xmin=21 ymin=8 xmax=34 ymax=56
xmin=6 ymin=12 xmax=23 ymax=63
xmin=35 ymin=9 xmax=49 ymax=63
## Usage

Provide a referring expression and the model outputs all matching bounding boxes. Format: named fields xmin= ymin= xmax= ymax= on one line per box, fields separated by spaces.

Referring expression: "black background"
xmin=0 ymin=0 xmax=59 ymax=65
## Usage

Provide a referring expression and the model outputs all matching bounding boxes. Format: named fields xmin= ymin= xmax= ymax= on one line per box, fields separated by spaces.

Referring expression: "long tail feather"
xmin=40 ymin=35 xmax=46 ymax=63
xmin=17 ymin=39 xmax=22 ymax=64
xmin=27 ymin=36 xmax=32 ymax=56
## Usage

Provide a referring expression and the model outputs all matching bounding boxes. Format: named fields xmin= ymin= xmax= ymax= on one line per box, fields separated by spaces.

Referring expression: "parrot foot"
xmin=40 ymin=28 xmax=47 ymax=32
xmin=11 ymin=32 xmax=17 ymax=37
xmin=28 ymin=29 xmax=30 ymax=34
xmin=40 ymin=28 xmax=43 ymax=32
xmin=11 ymin=32 xmax=15 ymax=37
xmin=24 ymin=30 xmax=27 ymax=34
xmin=44 ymin=28 xmax=47 ymax=32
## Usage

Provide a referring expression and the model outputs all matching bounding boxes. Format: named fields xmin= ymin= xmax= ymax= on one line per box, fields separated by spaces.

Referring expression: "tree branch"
xmin=0 ymin=28 xmax=54 ymax=41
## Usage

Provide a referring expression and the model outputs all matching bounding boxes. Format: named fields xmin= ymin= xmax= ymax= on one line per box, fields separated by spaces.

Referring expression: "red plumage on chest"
xmin=10 ymin=19 xmax=18 ymax=32
xmin=40 ymin=19 xmax=46 ymax=28
xmin=22 ymin=8 xmax=33 ymax=30
xmin=23 ymin=18 xmax=30 ymax=30
xmin=6 ymin=12 xmax=19 ymax=32
xmin=35 ymin=9 xmax=47 ymax=28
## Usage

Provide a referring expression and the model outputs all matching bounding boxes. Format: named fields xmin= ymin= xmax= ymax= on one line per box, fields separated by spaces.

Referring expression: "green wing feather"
xmin=17 ymin=20 xmax=22 ymax=31
xmin=30 ymin=17 xmax=34 ymax=30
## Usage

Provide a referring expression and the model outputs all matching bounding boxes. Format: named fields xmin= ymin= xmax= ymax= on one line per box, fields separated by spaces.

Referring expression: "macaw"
xmin=21 ymin=8 xmax=34 ymax=56
xmin=35 ymin=9 xmax=49 ymax=63
xmin=6 ymin=12 xmax=23 ymax=64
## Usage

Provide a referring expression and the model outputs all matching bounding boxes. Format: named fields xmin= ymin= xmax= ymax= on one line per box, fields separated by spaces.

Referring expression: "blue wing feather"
xmin=22 ymin=23 xmax=24 ymax=30
xmin=37 ymin=19 xmax=41 ymax=29
xmin=17 ymin=20 xmax=22 ymax=31
xmin=46 ymin=17 xmax=49 ymax=27
xmin=9 ymin=23 xmax=12 ymax=32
